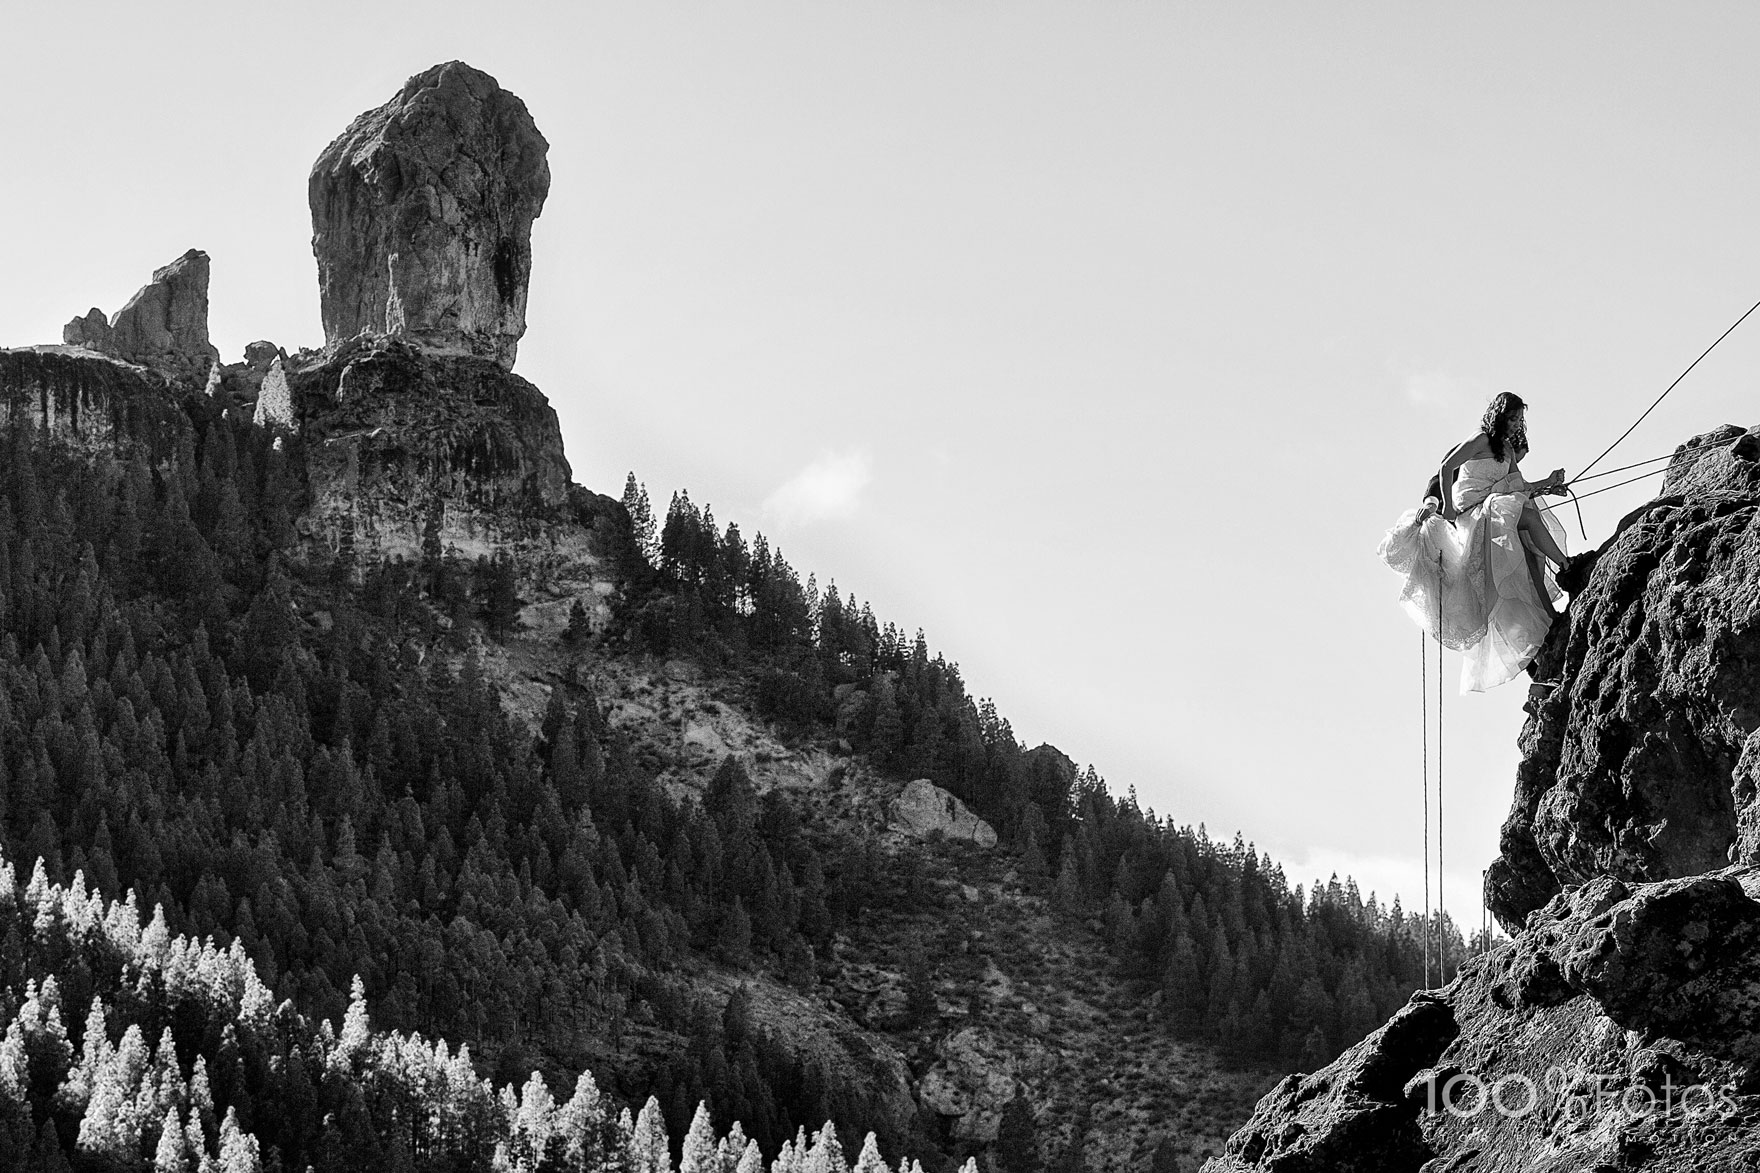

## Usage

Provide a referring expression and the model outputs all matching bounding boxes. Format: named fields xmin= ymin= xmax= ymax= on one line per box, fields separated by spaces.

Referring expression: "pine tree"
xmin=217 ymin=1107 xmax=261 ymax=1173
xmin=852 ymin=1132 xmax=889 ymax=1173
xmin=902 ymin=950 xmax=937 ymax=1027
xmin=996 ymin=1092 xmax=1039 ymax=1173
xmin=564 ymin=599 xmax=593 ymax=646
xmin=679 ymin=1102 xmax=717 ymax=1173
xmin=1299 ymin=1025 xmax=1331 ymax=1073
xmin=154 ymin=1106 xmax=188 ymax=1172
xmin=629 ymin=1096 xmax=672 ymax=1173
xmin=1017 ymin=805 xmax=1049 ymax=885
xmin=623 ymin=474 xmax=657 ymax=564
xmin=867 ymin=677 xmax=903 ymax=768
xmin=802 ymin=1121 xmax=847 ymax=1173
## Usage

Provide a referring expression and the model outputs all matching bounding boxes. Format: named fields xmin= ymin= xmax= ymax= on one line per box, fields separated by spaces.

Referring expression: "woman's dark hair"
xmin=1481 ymin=392 xmax=1528 ymax=463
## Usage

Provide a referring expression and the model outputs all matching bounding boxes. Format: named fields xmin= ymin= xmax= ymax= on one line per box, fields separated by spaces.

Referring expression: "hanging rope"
xmin=1573 ymin=293 xmax=1760 ymax=482
xmin=1404 ymin=296 xmax=1758 ymax=993
xmin=1420 ymin=628 xmax=1430 ymax=990
xmin=1436 ymin=570 xmax=1445 ymax=985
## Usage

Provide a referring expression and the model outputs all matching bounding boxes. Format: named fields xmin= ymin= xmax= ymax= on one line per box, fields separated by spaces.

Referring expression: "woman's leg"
xmin=1519 ymin=532 xmax=1557 ymax=619
xmin=1518 ymin=500 xmax=1567 ymax=565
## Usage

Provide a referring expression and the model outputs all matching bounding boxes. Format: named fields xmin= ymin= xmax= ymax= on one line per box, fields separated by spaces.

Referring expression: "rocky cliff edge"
xmin=1210 ymin=423 xmax=1760 ymax=1172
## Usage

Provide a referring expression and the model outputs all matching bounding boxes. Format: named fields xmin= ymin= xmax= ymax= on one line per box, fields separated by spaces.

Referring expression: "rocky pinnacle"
xmin=308 ymin=61 xmax=551 ymax=370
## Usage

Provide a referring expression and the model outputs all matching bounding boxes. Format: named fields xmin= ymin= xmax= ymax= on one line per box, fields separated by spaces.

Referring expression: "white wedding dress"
xmin=1377 ymin=456 xmax=1567 ymax=692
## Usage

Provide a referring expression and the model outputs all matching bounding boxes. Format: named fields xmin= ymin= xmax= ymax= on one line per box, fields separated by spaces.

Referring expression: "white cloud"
xmin=763 ymin=449 xmax=873 ymax=526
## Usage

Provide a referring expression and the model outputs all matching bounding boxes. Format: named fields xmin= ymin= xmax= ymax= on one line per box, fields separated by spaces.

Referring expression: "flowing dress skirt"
xmin=1377 ymin=493 xmax=1566 ymax=692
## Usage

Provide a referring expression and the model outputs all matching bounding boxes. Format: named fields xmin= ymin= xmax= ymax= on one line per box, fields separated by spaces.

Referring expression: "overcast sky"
xmin=7 ymin=1 xmax=1760 ymax=932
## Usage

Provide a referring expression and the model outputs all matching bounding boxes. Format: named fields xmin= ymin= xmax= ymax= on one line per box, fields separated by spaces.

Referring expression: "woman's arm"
xmin=1509 ymin=450 xmax=1568 ymax=495
xmin=1434 ymin=435 xmax=1486 ymax=520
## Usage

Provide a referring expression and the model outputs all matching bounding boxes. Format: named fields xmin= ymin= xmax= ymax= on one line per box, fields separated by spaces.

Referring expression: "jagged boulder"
xmin=888 ymin=779 xmax=998 ymax=848
xmin=309 ymin=61 xmax=550 ymax=370
xmin=1210 ymin=869 xmax=1760 ymax=1172
xmin=1486 ymin=424 xmax=1760 ymax=930
xmin=63 ymin=307 xmax=112 ymax=350
xmin=58 ymin=250 xmax=220 ymax=385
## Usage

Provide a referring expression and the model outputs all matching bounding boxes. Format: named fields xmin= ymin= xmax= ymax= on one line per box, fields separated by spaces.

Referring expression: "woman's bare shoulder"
xmin=1443 ymin=433 xmax=1491 ymax=462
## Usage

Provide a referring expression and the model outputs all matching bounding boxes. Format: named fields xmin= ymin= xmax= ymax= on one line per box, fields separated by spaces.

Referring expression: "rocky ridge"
xmin=1210 ymin=423 xmax=1760 ymax=1172
xmin=1 ymin=58 xmax=1290 ymax=1171
xmin=8 ymin=63 xmax=619 ymax=633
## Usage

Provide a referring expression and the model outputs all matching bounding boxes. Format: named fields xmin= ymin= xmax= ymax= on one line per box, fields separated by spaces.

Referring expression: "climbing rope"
xmin=1408 ymin=295 xmax=1758 ymax=993
xmin=1420 ymin=629 xmax=1430 ymax=990
xmin=1572 ymin=293 xmax=1760 ymax=482
xmin=1435 ymin=574 xmax=1444 ymax=985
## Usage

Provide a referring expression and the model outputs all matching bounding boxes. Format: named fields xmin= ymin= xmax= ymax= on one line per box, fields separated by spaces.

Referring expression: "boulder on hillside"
xmin=917 ymin=1028 xmax=1020 ymax=1143
xmin=309 ymin=61 xmax=550 ymax=370
xmin=888 ymin=779 xmax=998 ymax=848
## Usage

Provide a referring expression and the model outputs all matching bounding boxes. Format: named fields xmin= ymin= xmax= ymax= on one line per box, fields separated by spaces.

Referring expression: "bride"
xmin=1379 ymin=392 xmax=1572 ymax=691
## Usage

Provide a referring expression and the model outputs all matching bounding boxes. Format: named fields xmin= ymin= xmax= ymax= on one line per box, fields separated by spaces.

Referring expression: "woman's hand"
xmin=1529 ymin=469 xmax=1568 ymax=496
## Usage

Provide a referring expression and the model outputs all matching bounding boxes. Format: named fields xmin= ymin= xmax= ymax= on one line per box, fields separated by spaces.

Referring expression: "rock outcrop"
xmin=918 ymin=1028 xmax=1022 ymax=1143
xmin=59 ymin=249 xmax=220 ymax=385
xmin=287 ymin=336 xmax=620 ymax=587
xmin=309 ymin=61 xmax=550 ymax=370
xmin=0 ymin=349 xmax=194 ymax=464
xmin=888 ymin=779 xmax=999 ymax=848
xmin=1210 ymin=871 xmax=1760 ymax=1172
xmin=1486 ymin=424 xmax=1760 ymax=930
xmin=1213 ymin=423 xmax=1760 ymax=1172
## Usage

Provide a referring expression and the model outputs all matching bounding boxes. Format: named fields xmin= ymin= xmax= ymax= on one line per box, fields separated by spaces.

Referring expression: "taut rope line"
xmin=1573 ymin=294 xmax=1760 ymax=483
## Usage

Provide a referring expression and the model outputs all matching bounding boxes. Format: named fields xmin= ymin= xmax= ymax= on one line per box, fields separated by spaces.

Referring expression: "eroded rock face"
xmin=918 ymin=1028 xmax=1020 ymax=1143
xmin=63 ymin=307 xmax=112 ymax=350
xmin=58 ymin=250 xmax=220 ymax=385
xmin=0 ymin=350 xmax=194 ymax=464
xmin=287 ymin=336 xmax=619 ymax=582
xmin=107 ymin=249 xmax=221 ymax=383
xmin=888 ymin=779 xmax=998 ymax=848
xmin=309 ymin=61 xmax=550 ymax=370
xmin=1486 ymin=424 xmax=1760 ymax=931
xmin=1210 ymin=870 xmax=1760 ymax=1172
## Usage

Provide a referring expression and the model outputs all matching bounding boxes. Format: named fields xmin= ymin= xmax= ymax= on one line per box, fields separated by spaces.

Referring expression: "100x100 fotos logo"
xmin=1422 ymin=1066 xmax=1736 ymax=1121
